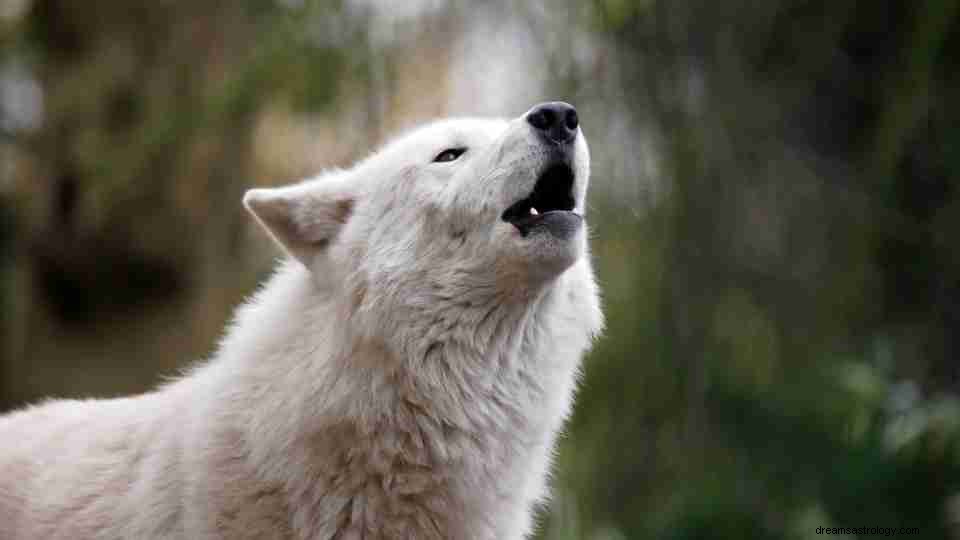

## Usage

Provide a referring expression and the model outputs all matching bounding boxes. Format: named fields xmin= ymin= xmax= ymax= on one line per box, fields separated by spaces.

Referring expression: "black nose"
xmin=526 ymin=101 xmax=579 ymax=144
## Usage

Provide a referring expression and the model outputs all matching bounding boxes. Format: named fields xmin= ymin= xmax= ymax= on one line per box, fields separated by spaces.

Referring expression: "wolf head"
xmin=244 ymin=102 xmax=593 ymax=355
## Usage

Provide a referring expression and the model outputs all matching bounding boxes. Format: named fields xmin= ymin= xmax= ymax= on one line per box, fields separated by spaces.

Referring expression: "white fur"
xmin=0 ymin=110 xmax=602 ymax=539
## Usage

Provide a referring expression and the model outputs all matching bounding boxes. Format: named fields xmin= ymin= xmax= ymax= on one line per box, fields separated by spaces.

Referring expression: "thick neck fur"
xmin=196 ymin=258 xmax=601 ymax=539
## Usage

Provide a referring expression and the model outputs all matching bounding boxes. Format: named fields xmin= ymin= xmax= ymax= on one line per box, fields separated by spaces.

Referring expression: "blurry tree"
xmin=537 ymin=0 xmax=960 ymax=538
xmin=0 ymin=0 xmax=372 ymax=407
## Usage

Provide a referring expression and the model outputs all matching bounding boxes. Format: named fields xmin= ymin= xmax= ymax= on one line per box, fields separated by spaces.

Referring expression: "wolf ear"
xmin=243 ymin=182 xmax=354 ymax=266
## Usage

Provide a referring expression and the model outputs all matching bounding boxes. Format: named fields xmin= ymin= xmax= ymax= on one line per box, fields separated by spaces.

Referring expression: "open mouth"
xmin=501 ymin=163 xmax=576 ymax=236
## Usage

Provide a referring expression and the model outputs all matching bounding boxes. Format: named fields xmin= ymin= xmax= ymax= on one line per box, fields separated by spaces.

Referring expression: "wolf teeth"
xmin=530 ymin=207 xmax=539 ymax=215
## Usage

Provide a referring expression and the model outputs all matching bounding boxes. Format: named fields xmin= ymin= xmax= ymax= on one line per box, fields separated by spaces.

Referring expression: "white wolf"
xmin=0 ymin=102 xmax=602 ymax=539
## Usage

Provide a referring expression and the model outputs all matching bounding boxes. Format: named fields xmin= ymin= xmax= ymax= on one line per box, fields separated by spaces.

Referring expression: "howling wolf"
xmin=0 ymin=102 xmax=603 ymax=539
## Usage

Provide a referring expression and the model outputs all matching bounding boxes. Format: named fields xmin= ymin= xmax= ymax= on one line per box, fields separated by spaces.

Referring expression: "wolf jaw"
xmin=501 ymin=162 xmax=577 ymax=236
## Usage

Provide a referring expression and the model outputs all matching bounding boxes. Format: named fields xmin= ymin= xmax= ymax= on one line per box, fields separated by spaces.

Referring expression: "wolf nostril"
xmin=526 ymin=101 xmax=578 ymax=144
xmin=528 ymin=109 xmax=552 ymax=131
xmin=565 ymin=109 xmax=578 ymax=131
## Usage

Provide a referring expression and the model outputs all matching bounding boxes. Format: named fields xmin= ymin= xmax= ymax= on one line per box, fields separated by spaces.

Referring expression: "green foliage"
xmin=537 ymin=1 xmax=960 ymax=538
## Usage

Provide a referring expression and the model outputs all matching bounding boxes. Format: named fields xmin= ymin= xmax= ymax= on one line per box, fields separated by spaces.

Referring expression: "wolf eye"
xmin=433 ymin=148 xmax=467 ymax=163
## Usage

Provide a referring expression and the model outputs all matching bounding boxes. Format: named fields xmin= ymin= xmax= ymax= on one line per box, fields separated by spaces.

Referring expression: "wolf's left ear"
xmin=243 ymin=182 xmax=354 ymax=266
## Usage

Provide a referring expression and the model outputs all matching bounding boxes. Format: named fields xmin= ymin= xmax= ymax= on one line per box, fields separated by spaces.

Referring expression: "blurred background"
xmin=2 ymin=0 xmax=959 ymax=538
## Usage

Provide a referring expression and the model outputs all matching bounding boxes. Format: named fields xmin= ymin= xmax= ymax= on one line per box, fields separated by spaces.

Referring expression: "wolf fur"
xmin=0 ymin=108 xmax=602 ymax=539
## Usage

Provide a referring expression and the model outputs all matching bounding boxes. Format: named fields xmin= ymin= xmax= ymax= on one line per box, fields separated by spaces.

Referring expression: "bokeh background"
xmin=2 ymin=1 xmax=960 ymax=538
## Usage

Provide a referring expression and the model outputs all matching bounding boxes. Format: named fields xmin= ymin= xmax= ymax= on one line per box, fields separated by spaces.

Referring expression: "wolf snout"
xmin=526 ymin=101 xmax=579 ymax=144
